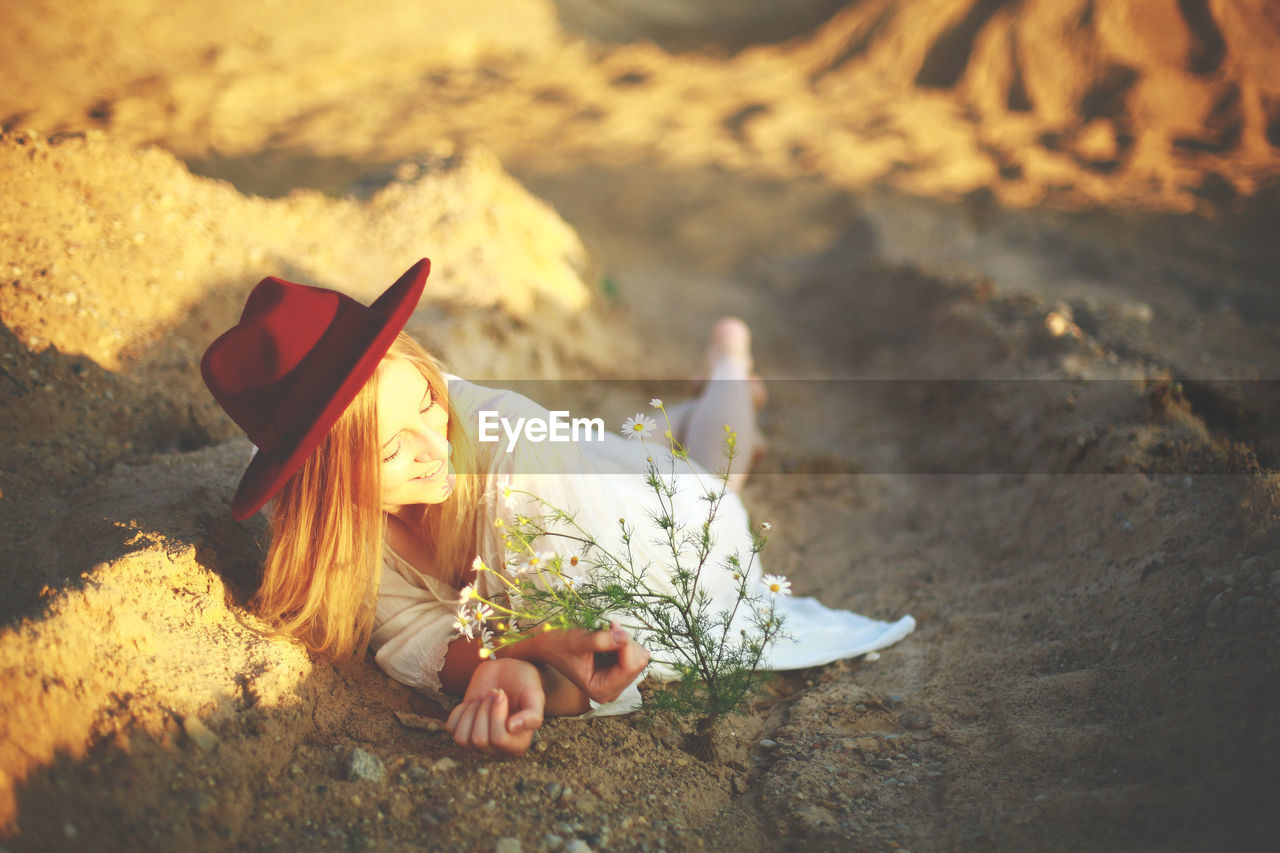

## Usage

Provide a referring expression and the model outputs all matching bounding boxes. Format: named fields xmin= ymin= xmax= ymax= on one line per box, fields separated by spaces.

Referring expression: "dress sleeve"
xmin=370 ymin=555 xmax=461 ymax=709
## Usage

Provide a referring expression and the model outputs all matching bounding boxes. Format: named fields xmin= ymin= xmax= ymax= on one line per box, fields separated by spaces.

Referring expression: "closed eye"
xmin=381 ymin=378 xmax=438 ymax=463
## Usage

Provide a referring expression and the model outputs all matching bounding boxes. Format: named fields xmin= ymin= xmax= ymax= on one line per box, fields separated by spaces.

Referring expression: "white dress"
xmin=370 ymin=376 xmax=915 ymax=715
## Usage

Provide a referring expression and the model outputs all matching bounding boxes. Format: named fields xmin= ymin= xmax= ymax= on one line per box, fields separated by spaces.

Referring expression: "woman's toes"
xmin=707 ymin=316 xmax=754 ymax=374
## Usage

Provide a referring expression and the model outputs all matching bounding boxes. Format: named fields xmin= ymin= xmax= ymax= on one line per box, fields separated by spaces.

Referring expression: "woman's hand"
xmin=445 ymin=658 xmax=545 ymax=756
xmin=536 ymin=621 xmax=651 ymax=705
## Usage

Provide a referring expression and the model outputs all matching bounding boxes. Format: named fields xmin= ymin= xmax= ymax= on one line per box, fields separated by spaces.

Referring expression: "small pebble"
xmin=757 ymin=739 xmax=778 ymax=750
xmin=1205 ymin=593 xmax=1224 ymax=627
xmin=433 ymin=757 xmax=458 ymax=773
xmin=900 ymin=714 xmax=931 ymax=730
xmin=1237 ymin=608 xmax=1262 ymax=632
xmin=494 ymin=837 xmax=523 ymax=853
xmin=564 ymin=841 xmax=592 ymax=853
xmin=885 ymin=694 xmax=906 ymax=709
xmin=388 ymin=793 xmax=412 ymax=821
xmin=345 ymin=748 xmax=386 ymax=783
xmin=1239 ymin=596 xmax=1258 ymax=609
xmin=543 ymin=834 xmax=565 ymax=851
xmin=189 ymin=792 xmax=217 ymax=815
xmin=854 ymin=703 xmax=867 ymax=713
xmin=864 ymin=651 xmax=881 ymax=662
xmin=182 ymin=716 xmax=219 ymax=753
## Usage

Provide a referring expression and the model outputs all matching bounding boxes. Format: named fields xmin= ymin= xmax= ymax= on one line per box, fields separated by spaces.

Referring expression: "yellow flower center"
xmin=632 ymin=423 xmax=644 ymax=431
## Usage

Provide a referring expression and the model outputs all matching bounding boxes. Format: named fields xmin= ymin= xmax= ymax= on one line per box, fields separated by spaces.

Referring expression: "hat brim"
xmin=229 ymin=258 xmax=431 ymax=520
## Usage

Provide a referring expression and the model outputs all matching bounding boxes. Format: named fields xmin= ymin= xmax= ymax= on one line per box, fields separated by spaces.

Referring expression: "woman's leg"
xmin=680 ymin=318 xmax=765 ymax=492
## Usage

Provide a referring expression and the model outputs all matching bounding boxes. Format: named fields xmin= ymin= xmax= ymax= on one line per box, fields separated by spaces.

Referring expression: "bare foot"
xmin=705 ymin=317 xmax=767 ymax=411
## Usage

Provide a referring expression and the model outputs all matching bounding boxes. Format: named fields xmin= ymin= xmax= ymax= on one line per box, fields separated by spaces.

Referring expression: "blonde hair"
xmin=252 ymin=332 xmax=481 ymax=661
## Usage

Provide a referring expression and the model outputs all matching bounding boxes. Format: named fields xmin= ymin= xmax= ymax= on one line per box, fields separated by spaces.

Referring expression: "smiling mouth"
xmin=414 ymin=461 xmax=446 ymax=482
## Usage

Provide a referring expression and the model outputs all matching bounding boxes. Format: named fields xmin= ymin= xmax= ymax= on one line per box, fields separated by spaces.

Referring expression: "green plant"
xmin=454 ymin=401 xmax=788 ymax=752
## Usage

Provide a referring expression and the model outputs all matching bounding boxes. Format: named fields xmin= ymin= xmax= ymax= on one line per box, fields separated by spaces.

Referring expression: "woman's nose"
xmin=409 ymin=428 xmax=449 ymax=462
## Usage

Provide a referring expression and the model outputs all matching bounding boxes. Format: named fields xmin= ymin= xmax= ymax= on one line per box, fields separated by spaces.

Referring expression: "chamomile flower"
xmin=761 ymin=574 xmax=791 ymax=597
xmin=649 ymin=398 xmax=663 ymax=408
xmin=621 ymin=413 xmax=658 ymax=440
xmin=460 ymin=584 xmax=479 ymax=601
xmin=761 ymin=522 xmax=772 ymax=531
xmin=453 ymin=604 xmax=478 ymax=639
xmin=498 ymin=477 xmax=519 ymax=511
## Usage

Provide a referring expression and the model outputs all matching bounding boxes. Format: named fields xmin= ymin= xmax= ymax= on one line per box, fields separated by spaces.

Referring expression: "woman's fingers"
xmin=585 ymin=637 xmax=650 ymax=703
xmin=451 ymin=690 xmax=537 ymax=756
xmin=469 ymin=691 xmax=494 ymax=748
xmin=568 ymin=626 xmax=624 ymax=654
xmin=448 ymin=697 xmax=477 ymax=745
xmin=507 ymin=687 xmax=545 ymax=736
xmin=448 ymin=690 xmax=495 ymax=751
xmin=618 ymin=636 xmax=651 ymax=675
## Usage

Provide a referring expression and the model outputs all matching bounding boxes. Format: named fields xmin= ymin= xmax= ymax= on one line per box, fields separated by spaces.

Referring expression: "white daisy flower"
xmin=512 ymin=550 xmax=555 ymax=575
xmin=761 ymin=574 xmax=792 ymax=597
xmin=453 ymin=604 xmax=477 ymax=639
xmin=497 ymin=477 xmax=519 ymax=511
xmin=621 ymin=413 xmax=658 ymax=440
xmin=761 ymin=522 xmax=772 ymax=531
xmin=474 ymin=603 xmax=495 ymax=623
xmin=459 ymin=584 xmax=479 ymax=601
xmin=649 ymin=398 xmax=663 ymax=408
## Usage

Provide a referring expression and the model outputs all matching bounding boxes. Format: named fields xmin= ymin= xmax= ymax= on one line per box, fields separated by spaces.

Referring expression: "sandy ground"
xmin=3 ymin=1 xmax=1280 ymax=850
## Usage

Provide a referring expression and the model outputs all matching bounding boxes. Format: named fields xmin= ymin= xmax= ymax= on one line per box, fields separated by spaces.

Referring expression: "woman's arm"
xmin=440 ymin=634 xmax=590 ymax=716
xmin=485 ymin=622 xmax=650 ymax=706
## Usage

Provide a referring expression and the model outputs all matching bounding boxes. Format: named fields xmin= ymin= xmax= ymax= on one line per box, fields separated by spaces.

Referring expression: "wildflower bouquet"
xmin=454 ymin=400 xmax=789 ymax=737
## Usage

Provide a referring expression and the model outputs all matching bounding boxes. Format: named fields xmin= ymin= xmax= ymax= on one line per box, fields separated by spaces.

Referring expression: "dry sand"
xmin=2 ymin=1 xmax=1280 ymax=850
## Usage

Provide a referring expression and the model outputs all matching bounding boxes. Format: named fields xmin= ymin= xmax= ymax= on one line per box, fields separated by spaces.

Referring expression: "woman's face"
xmin=376 ymin=357 xmax=453 ymax=513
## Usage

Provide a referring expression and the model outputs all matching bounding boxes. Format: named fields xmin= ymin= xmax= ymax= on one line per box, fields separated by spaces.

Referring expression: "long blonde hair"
xmin=252 ymin=331 xmax=481 ymax=661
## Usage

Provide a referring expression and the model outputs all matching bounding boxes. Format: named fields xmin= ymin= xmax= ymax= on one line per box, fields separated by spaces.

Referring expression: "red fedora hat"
xmin=202 ymin=258 xmax=431 ymax=519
